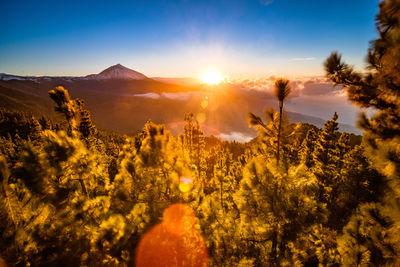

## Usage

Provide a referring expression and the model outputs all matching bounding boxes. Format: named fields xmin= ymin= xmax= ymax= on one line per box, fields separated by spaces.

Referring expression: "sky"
xmin=0 ymin=0 xmax=379 ymax=78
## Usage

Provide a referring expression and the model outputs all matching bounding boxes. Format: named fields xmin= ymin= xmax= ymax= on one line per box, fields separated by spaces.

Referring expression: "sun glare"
xmin=200 ymin=69 xmax=224 ymax=85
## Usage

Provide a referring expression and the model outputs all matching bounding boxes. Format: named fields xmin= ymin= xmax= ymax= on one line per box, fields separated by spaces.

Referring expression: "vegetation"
xmin=1 ymin=0 xmax=400 ymax=266
xmin=274 ymin=78 xmax=291 ymax=166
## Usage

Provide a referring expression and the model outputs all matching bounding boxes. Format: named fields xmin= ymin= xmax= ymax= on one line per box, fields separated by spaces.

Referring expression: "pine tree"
xmin=325 ymin=0 xmax=400 ymax=262
xmin=312 ymin=112 xmax=339 ymax=167
xmin=78 ymin=109 xmax=96 ymax=139
xmin=274 ymin=78 xmax=291 ymax=166
xmin=338 ymin=203 xmax=396 ymax=266
xmin=299 ymin=128 xmax=318 ymax=168
xmin=182 ymin=113 xmax=206 ymax=188
xmin=48 ymin=86 xmax=78 ymax=134
xmin=247 ymin=108 xmax=292 ymax=169
xmin=336 ymin=132 xmax=351 ymax=161
xmin=196 ymin=147 xmax=242 ymax=266
xmin=49 ymin=87 xmax=96 ymax=140
xmin=234 ymin=156 xmax=325 ymax=265
xmin=335 ymin=146 xmax=384 ymax=228
xmin=311 ymin=113 xmax=349 ymax=229
xmin=38 ymin=116 xmax=52 ymax=130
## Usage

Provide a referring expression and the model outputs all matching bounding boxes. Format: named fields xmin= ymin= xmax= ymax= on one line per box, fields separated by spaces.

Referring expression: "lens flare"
xmin=136 ymin=204 xmax=208 ymax=267
xmin=179 ymin=176 xmax=193 ymax=193
xmin=196 ymin=112 xmax=206 ymax=123
xmin=201 ymin=100 xmax=208 ymax=109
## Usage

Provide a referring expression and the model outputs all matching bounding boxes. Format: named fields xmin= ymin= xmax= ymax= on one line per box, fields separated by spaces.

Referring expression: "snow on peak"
xmin=86 ymin=64 xmax=148 ymax=80
xmin=0 ymin=73 xmax=39 ymax=81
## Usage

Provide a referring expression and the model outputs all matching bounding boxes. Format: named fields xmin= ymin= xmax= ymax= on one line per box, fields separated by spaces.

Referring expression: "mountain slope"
xmin=0 ymin=66 xmax=362 ymax=138
xmin=286 ymin=111 xmax=360 ymax=134
xmin=85 ymin=64 xmax=148 ymax=80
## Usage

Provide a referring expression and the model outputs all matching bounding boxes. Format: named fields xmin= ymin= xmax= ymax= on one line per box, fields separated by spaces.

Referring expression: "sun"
xmin=200 ymin=69 xmax=224 ymax=85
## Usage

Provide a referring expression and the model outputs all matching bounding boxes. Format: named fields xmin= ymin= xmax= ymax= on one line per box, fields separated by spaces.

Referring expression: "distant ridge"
xmin=0 ymin=68 xmax=363 ymax=136
xmin=0 ymin=64 xmax=148 ymax=81
xmin=286 ymin=111 xmax=362 ymax=134
xmin=85 ymin=64 xmax=148 ymax=80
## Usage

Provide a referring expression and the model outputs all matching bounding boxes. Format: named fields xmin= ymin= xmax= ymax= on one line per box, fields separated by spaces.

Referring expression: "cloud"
xmin=298 ymin=81 xmax=343 ymax=96
xmin=218 ymin=132 xmax=254 ymax=143
xmin=290 ymin=57 xmax=316 ymax=61
xmin=230 ymin=76 xmax=276 ymax=91
xmin=134 ymin=93 xmax=160 ymax=99
xmin=133 ymin=91 xmax=201 ymax=101
xmin=230 ymin=76 xmax=345 ymax=97
xmin=161 ymin=92 xmax=192 ymax=101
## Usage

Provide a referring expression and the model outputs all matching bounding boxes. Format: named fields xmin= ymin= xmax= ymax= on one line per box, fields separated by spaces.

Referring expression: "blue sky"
xmin=0 ymin=0 xmax=379 ymax=78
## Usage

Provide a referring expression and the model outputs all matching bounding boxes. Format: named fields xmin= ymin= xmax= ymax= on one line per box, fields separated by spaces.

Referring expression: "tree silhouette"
xmin=247 ymin=107 xmax=295 ymax=171
xmin=48 ymin=86 xmax=96 ymax=140
xmin=274 ymin=78 xmax=291 ymax=166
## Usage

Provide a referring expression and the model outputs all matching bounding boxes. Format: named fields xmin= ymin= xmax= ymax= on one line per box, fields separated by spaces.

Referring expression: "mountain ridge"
xmin=0 ymin=64 xmax=148 ymax=81
xmin=0 ymin=66 xmax=362 ymax=137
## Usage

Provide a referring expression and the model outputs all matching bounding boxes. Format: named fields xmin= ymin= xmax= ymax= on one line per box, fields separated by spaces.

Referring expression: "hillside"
xmin=0 ymin=65 xmax=361 ymax=139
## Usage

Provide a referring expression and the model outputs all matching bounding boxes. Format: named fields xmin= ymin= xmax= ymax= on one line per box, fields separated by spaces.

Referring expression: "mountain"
xmin=286 ymin=111 xmax=360 ymax=134
xmin=0 ymin=73 xmax=77 ymax=82
xmin=0 ymin=64 xmax=148 ymax=82
xmin=0 ymin=66 xmax=362 ymax=140
xmin=85 ymin=64 xmax=148 ymax=80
